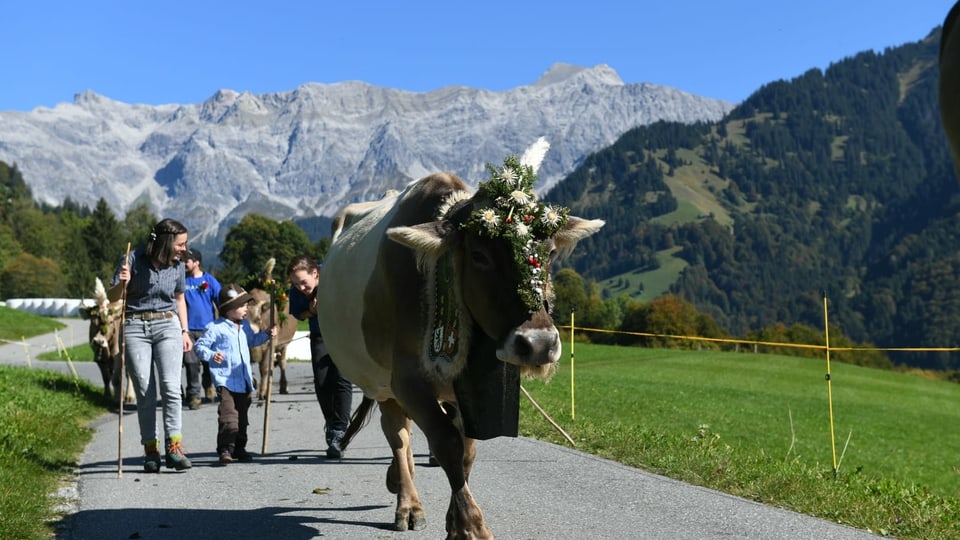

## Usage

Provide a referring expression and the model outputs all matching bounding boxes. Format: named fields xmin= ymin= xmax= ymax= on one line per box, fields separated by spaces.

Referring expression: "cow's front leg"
xmin=463 ymin=437 xmax=477 ymax=484
xmin=379 ymin=399 xmax=426 ymax=531
xmin=94 ymin=351 xmax=113 ymax=401
xmin=278 ymin=354 xmax=289 ymax=394
xmin=414 ymin=404 xmax=491 ymax=539
xmin=445 ymin=485 xmax=491 ymax=540
xmin=111 ymin=360 xmax=135 ymax=404
xmin=257 ymin=355 xmax=269 ymax=400
xmin=438 ymin=402 xmax=477 ymax=481
xmin=440 ymin=437 xmax=491 ymax=540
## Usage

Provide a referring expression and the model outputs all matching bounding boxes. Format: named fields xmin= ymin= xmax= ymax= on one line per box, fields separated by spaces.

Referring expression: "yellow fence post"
xmin=570 ymin=309 xmax=576 ymax=421
xmin=822 ymin=292 xmax=839 ymax=479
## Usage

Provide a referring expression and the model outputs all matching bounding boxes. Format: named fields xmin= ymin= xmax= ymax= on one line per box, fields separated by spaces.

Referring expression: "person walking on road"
xmin=287 ymin=254 xmax=354 ymax=459
xmin=182 ymin=248 xmax=221 ymax=409
xmin=109 ymin=218 xmax=194 ymax=473
xmin=193 ymin=284 xmax=276 ymax=463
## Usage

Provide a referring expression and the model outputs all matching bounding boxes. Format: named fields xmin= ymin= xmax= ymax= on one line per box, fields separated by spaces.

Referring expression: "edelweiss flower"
xmin=509 ymin=190 xmax=531 ymax=206
xmin=500 ymin=167 xmax=517 ymax=185
xmin=479 ymin=209 xmax=500 ymax=230
xmin=541 ymin=205 xmax=562 ymax=227
xmin=514 ymin=222 xmax=530 ymax=237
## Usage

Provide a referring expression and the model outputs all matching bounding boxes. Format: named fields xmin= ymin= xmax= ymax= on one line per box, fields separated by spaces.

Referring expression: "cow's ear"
xmin=555 ymin=217 xmax=604 ymax=250
xmin=387 ymin=221 xmax=453 ymax=256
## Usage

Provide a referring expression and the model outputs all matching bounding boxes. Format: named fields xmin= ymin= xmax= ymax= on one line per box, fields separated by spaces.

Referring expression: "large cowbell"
xmin=453 ymin=327 xmax=520 ymax=439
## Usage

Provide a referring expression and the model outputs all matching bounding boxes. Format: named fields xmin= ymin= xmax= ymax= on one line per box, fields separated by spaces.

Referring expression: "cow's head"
xmin=246 ymin=288 xmax=271 ymax=332
xmin=81 ymin=278 xmax=122 ymax=359
xmin=388 ymin=157 xmax=603 ymax=380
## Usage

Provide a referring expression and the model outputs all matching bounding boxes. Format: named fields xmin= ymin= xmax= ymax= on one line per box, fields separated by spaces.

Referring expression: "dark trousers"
xmin=183 ymin=329 xmax=212 ymax=400
xmin=311 ymin=333 xmax=353 ymax=434
xmin=201 ymin=361 xmax=212 ymax=393
xmin=217 ymin=387 xmax=251 ymax=452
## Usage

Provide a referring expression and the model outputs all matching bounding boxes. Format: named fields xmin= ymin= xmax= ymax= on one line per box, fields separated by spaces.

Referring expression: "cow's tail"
xmin=340 ymin=396 xmax=376 ymax=451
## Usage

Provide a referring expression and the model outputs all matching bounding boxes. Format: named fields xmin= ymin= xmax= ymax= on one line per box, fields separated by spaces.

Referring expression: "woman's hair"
xmin=146 ymin=218 xmax=188 ymax=266
xmin=286 ymin=254 xmax=319 ymax=277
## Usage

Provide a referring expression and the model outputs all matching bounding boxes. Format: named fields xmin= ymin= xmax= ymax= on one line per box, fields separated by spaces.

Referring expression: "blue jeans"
xmin=124 ymin=317 xmax=184 ymax=444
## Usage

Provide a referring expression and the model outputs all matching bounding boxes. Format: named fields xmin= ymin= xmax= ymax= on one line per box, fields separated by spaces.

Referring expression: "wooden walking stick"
xmin=260 ymin=283 xmax=277 ymax=455
xmin=117 ymin=242 xmax=131 ymax=478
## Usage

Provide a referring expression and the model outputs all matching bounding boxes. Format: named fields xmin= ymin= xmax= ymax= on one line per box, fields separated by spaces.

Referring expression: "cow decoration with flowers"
xmin=316 ymin=149 xmax=604 ymax=539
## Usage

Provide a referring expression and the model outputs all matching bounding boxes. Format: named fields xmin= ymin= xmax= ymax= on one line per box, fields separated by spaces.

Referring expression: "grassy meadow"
xmin=599 ymin=246 xmax=689 ymax=301
xmin=0 ymin=308 xmax=103 ymax=540
xmin=4 ymin=304 xmax=960 ymax=539
xmin=519 ymin=342 xmax=960 ymax=538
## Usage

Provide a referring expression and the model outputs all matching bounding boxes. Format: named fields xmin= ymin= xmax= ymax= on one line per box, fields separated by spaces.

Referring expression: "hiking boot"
xmin=143 ymin=440 xmax=161 ymax=473
xmin=218 ymin=450 xmax=233 ymax=464
xmin=165 ymin=437 xmax=192 ymax=470
xmin=205 ymin=386 xmax=216 ymax=401
xmin=326 ymin=430 xmax=345 ymax=459
xmin=188 ymin=397 xmax=202 ymax=410
xmin=233 ymin=447 xmax=253 ymax=463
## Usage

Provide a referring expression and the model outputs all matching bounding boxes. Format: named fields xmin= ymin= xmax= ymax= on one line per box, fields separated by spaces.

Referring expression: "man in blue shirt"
xmin=183 ymin=249 xmax=222 ymax=409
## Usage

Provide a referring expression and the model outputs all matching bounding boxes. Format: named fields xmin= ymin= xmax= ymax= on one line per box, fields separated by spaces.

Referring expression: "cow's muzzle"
xmin=496 ymin=325 xmax=561 ymax=377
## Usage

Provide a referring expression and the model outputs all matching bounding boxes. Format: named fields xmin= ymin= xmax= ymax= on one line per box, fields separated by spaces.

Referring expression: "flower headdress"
xmin=259 ymin=277 xmax=289 ymax=325
xmin=461 ymin=155 xmax=569 ymax=312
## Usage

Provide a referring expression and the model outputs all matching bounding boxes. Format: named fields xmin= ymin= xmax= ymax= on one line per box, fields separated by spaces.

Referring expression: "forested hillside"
xmin=546 ymin=28 xmax=960 ymax=369
xmin=4 ymin=26 xmax=958 ymax=372
xmin=0 ymin=162 xmax=328 ymax=300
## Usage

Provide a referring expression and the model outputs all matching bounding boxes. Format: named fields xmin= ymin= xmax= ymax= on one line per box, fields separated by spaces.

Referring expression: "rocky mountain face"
xmin=0 ymin=63 xmax=733 ymax=255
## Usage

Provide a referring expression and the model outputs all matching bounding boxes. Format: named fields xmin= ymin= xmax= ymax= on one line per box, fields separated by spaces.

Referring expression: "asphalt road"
xmin=3 ymin=318 xmax=883 ymax=539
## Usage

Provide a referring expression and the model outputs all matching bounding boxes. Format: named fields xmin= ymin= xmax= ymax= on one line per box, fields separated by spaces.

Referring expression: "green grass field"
xmin=599 ymin=246 xmax=688 ymax=301
xmin=519 ymin=343 xmax=960 ymax=538
xmin=5 ymin=305 xmax=960 ymax=539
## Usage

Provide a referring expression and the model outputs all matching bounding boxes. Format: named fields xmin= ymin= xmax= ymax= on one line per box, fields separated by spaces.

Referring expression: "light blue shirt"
xmin=194 ymin=317 xmax=271 ymax=394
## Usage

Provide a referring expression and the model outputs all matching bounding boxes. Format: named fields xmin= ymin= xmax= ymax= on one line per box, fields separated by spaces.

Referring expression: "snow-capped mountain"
xmin=0 ymin=63 xmax=734 ymax=254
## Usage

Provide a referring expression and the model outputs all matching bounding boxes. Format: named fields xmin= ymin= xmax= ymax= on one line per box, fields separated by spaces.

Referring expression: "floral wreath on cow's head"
xmin=460 ymin=155 xmax=569 ymax=312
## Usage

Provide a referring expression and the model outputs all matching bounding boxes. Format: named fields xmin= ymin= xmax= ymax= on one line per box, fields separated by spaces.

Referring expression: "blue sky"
xmin=2 ymin=1 xmax=955 ymax=112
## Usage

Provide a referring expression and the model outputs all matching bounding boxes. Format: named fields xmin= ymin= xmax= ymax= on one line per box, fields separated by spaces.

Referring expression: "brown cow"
xmin=78 ymin=277 xmax=135 ymax=405
xmin=248 ymin=287 xmax=299 ymax=400
xmin=941 ymin=1 xmax=960 ymax=181
xmin=317 ymin=156 xmax=603 ymax=538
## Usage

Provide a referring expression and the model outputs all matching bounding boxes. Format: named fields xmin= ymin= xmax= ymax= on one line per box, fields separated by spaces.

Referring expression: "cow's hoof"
xmin=395 ymin=508 xmax=427 ymax=531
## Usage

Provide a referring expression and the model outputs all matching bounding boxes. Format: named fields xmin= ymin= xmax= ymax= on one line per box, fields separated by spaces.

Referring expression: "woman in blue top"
xmin=194 ymin=284 xmax=276 ymax=463
xmin=109 ymin=218 xmax=193 ymax=473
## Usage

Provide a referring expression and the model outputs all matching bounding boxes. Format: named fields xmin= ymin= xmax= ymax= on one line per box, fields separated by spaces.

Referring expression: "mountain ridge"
xmin=0 ymin=63 xmax=733 ymax=256
xmin=545 ymin=30 xmax=960 ymax=368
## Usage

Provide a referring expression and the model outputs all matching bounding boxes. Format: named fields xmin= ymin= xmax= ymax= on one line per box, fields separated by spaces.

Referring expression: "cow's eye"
xmin=470 ymin=249 xmax=491 ymax=269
